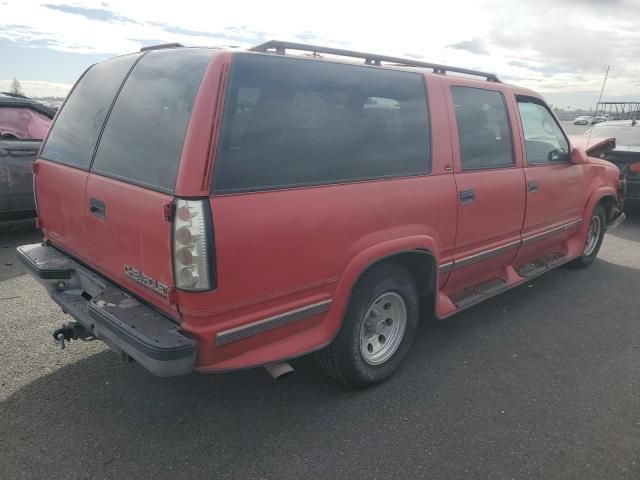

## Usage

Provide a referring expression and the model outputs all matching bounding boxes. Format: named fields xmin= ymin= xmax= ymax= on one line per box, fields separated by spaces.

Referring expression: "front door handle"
xmin=89 ymin=197 xmax=105 ymax=219
xmin=527 ymin=180 xmax=539 ymax=193
xmin=459 ymin=189 xmax=476 ymax=204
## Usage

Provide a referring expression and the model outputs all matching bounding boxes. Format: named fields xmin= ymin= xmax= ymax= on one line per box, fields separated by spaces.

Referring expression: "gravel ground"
xmin=0 ymin=210 xmax=639 ymax=480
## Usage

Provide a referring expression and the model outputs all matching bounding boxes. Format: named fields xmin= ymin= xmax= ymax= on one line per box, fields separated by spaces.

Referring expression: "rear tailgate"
xmin=37 ymin=49 xmax=214 ymax=318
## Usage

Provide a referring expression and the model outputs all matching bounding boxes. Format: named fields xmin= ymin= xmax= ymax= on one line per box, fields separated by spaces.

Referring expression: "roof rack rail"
xmin=140 ymin=42 xmax=184 ymax=52
xmin=250 ymin=40 xmax=501 ymax=83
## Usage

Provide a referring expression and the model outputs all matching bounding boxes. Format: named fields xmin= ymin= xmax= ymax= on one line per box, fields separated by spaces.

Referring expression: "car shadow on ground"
xmin=2 ymin=255 xmax=640 ymax=479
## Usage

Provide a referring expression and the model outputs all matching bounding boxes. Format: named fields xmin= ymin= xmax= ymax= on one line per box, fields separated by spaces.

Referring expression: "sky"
xmin=1 ymin=0 xmax=640 ymax=109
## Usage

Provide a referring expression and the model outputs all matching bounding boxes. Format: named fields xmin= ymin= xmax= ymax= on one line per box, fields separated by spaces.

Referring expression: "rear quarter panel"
xmin=183 ymin=176 xmax=457 ymax=369
xmin=177 ymin=73 xmax=458 ymax=370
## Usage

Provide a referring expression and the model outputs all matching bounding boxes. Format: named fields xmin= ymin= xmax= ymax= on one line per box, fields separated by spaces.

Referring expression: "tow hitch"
xmin=52 ymin=322 xmax=95 ymax=349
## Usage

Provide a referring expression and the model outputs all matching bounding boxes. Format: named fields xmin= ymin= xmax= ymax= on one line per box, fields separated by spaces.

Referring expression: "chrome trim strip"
xmin=215 ymin=299 xmax=332 ymax=347
xmin=521 ymin=219 xmax=582 ymax=246
xmin=455 ymin=240 xmax=521 ymax=269
xmin=438 ymin=262 xmax=454 ymax=273
xmin=439 ymin=219 xmax=583 ymax=274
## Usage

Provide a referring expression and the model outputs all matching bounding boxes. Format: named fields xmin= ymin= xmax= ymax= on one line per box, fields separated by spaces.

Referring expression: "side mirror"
xmin=570 ymin=147 xmax=588 ymax=165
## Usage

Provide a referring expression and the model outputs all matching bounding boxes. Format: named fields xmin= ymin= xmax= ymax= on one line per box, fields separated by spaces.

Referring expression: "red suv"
xmin=19 ymin=41 xmax=625 ymax=387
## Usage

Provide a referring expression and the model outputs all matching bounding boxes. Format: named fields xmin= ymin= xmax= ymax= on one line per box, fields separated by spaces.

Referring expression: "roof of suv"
xmin=140 ymin=40 xmax=508 ymax=89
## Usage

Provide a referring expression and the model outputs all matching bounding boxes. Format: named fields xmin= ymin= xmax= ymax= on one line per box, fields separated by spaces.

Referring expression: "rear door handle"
xmin=527 ymin=180 xmax=539 ymax=193
xmin=89 ymin=197 xmax=105 ymax=219
xmin=459 ymin=189 xmax=475 ymax=204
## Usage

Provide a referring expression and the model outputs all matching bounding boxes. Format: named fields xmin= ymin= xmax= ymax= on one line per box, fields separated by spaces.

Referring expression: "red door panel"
xmin=515 ymin=163 xmax=586 ymax=266
xmin=522 ymin=163 xmax=585 ymax=236
xmin=446 ymin=168 xmax=526 ymax=292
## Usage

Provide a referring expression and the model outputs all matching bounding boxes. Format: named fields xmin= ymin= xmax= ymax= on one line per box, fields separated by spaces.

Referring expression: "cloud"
xmin=42 ymin=4 xmax=138 ymax=23
xmin=0 ymin=79 xmax=72 ymax=97
xmin=2 ymin=0 xmax=640 ymax=107
xmin=447 ymin=38 xmax=489 ymax=56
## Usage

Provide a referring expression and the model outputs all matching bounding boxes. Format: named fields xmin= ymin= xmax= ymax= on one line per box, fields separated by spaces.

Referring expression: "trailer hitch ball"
xmin=52 ymin=322 xmax=93 ymax=349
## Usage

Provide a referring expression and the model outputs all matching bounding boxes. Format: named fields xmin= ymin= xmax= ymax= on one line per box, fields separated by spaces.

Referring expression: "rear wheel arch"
xmin=333 ymin=247 xmax=438 ymax=332
xmin=378 ymin=250 xmax=437 ymax=297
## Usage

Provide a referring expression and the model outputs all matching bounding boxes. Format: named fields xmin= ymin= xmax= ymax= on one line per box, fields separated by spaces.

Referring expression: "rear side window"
xmin=213 ymin=53 xmax=430 ymax=193
xmin=92 ymin=49 xmax=213 ymax=193
xmin=451 ymin=86 xmax=514 ymax=170
xmin=40 ymin=54 xmax=138 ymax=169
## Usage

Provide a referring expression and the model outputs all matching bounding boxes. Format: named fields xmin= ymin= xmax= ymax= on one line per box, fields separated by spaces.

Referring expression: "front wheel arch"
xmin=598 ymin=195 xmax=617 ymax=223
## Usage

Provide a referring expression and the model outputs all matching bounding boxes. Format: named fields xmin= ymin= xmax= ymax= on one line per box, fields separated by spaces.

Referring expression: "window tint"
xmin=213 ymin=53 xmax=430 ymax=193
xmin=451 ymin=86 xmax=514 ymax=170
xmin=517 ymin=99 xmax=569 ymax=164
xmin=92 ymin=49 xmax=213 ymax=193
xmin=0 ymin=107 xmax=52 ymax=140
xmin=40 ymin=54 xmax=138 ymax=169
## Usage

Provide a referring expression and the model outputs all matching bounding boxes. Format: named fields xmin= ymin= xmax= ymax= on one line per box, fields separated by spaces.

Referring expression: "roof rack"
xmin=250 ymin=40 xmax=501 ymax=83
xmin=140 ymin=42 xmax=184 ymax=52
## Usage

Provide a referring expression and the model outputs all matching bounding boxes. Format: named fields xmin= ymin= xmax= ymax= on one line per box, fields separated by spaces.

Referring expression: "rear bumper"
xmin=17 ymin=243 xmax=196 ymax=377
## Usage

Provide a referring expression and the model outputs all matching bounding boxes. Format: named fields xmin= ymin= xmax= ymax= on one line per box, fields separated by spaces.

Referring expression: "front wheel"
xmin=314 ymin=262 xmax=419 ymax=388
xmin=568 ymin=204 xmax=606 ymax=268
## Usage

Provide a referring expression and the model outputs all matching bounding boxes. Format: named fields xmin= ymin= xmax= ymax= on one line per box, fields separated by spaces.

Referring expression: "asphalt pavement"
xmin=1 ymin=210 xmax=639 ymax=480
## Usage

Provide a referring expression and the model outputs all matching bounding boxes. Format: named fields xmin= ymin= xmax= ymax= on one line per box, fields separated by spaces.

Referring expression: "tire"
xmin=314 ymin=261 xmax=419 ymax=388
xmin=568 ymin=203 xmax=606 ymax=268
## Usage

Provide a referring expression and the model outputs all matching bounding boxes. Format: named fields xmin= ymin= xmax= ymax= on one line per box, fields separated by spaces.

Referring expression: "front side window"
xmin=213 ymin=53 xmax=431 ymax=193
xmin=0 ymin=107 xmax=52 ymax=140
xmin=451 ymin=86 xmax=514 ymax=170
xmin=517 ymin=98 xmax=569 ymax=164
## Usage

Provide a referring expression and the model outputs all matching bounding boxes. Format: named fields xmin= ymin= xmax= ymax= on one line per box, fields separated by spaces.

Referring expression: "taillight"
xmin=629 ymin=163 xmax=640 ymax=173
xmin=172 ymin=198 xmax=215 ymax=291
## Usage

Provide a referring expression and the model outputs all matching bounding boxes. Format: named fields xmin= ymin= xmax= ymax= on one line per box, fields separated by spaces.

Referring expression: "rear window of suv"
xmin=40 ymin=54 xmax=138 ymax=169
xmin=92 ymin=49 xmax=213 ymax=193
xmin=213 ymin=53 xmax=431 ymax=193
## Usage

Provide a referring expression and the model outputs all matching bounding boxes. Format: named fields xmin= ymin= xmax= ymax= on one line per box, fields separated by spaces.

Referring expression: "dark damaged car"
xmin=0 ymin=93 xmax=56 ymax=221
xmin=581 ymin=120 xmax=640 ymax=206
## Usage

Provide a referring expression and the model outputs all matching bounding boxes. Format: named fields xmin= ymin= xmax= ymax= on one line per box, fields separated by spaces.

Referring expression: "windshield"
xmin=584 ymin=125 xmax=640 ymax=147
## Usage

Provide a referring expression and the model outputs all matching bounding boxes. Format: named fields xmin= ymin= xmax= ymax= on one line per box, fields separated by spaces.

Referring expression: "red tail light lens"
xmin=175 ymin=227 xmax=192 ymax=246
xmin=629 ymin=163 xmax=640 ymax=173
xmin=175 ymin=247 xmax=193 ymax=265
xmin=172 ymin=198 xmax=215 ymax=291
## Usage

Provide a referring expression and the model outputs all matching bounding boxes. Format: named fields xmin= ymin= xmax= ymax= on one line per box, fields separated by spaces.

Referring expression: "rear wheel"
xmin=314 ymin=262 xmax=419 ymax=388
xmin=568 ymin=203 xmax=606 ymax=268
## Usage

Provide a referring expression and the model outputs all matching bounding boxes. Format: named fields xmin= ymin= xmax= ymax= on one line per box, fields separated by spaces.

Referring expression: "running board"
xmin=517 ymin=252 xmax=566 ymax=277
xmin=449 ymin=277 xmax=509 ymax=309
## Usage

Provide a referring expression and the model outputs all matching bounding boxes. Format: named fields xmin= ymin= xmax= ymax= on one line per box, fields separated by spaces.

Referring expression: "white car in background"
xmin=573 ymin=115 xmax=593 ymax=125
